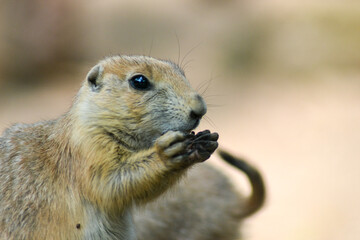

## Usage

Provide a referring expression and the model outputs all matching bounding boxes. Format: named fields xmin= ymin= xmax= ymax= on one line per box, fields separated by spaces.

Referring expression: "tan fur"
xmin=0 ymin=55 xmax=218 ymax=240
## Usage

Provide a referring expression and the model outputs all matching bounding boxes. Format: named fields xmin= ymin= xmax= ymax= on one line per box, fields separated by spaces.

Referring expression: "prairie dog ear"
xmin=87 ymin=64 xmax=104 ymax=91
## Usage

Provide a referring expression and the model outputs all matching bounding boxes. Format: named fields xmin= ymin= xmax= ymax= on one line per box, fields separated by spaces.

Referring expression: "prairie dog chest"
xmin=83 ymin=207 xmax=136 ymax=240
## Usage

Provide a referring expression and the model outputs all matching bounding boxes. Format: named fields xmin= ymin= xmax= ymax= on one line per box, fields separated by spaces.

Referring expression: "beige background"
xmin=1 ymin=1 xmax=360 ymax=239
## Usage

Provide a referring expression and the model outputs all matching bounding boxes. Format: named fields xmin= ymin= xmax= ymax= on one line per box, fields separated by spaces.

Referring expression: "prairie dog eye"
xmin=129 ymin=75 xmax=151 ymax=90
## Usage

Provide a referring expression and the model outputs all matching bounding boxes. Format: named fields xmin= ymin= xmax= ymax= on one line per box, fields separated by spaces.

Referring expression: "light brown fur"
xmin=0 ymin=55 xmax=218 ymax=240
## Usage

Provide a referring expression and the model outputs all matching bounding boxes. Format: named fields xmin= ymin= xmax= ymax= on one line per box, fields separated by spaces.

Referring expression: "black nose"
xmin=190 ymin=110 xmax=204 ymax=120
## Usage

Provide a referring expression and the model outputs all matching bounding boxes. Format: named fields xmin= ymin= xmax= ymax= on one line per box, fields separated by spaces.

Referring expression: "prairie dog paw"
xmin=155 ymin=130 xmax=219 ymax=169
xmin=185 ymin=130 xmax=219 ymax=163
xmin=156 ymin=131 xmax=186 ymax=160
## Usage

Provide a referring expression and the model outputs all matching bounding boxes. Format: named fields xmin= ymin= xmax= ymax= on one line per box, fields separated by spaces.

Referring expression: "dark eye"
xmin=129 ymin=75 xmax=151 ymax=90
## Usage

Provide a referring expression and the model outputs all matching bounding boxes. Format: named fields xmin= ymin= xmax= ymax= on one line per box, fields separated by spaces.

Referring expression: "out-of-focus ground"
xmin=1 ymin=1 xmax=360 ymax=239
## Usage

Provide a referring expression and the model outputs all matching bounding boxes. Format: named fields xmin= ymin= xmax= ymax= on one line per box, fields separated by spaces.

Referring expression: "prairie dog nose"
xmin=189 ymin=94 xmax=207 ymax=120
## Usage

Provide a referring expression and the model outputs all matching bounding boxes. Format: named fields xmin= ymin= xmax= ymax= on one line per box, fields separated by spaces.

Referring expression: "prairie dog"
xmin=134 ymin=150 xmax=265 ymax=240
xmin=0 ymin=55 xmax=218 ymax=240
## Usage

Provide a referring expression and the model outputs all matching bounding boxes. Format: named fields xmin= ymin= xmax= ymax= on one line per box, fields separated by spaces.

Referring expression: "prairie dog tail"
xmin=218 ymin=150 xmax=266 ymax=218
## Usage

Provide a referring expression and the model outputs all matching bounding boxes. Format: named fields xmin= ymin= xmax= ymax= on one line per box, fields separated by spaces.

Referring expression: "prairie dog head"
xmin=74 ymin=55 xmax=206 ymax=150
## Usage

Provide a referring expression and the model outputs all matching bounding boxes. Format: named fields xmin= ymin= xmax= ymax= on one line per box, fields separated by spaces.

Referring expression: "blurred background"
xmin=1 ymin=0 xmax=360 ymax=239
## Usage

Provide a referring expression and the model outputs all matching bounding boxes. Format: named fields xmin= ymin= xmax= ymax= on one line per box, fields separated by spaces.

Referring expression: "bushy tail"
xmin=218 ymin=150 xmax=266 ymax=218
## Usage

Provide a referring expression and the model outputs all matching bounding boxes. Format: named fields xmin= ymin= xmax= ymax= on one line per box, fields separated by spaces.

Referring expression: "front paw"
xmin=155 ymin=130 xmax=219 ymax=169
xmin=186 ymin=130 xmax=219 ymax=163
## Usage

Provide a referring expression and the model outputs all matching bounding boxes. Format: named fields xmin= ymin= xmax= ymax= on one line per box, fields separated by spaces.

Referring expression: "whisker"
xmin=175 ymin=32 xmax=181 ymax=66
xmin=200 ymin=78 xmax=213 ymax=96
xmin=207 ymin=104 xmax=224 ymax=108
xmin=203 ymin=94 xmax=226 ymax=98
xmin=180 ymin=41 xmax=203 ymax=69
xmin=198 ymin=71 xmax=220 ymax=96
xmin=182 ymin=59 xmax=195 ymax=72
xmin=196 ymin=79 xmax=211 ymax=93
xmin=199 ymin=74 xmax=215 ymax=96
xmin=201 ymin=94 xmax=226 ymax=102
xmin=203 ymin=115 xmax=217 ymax=129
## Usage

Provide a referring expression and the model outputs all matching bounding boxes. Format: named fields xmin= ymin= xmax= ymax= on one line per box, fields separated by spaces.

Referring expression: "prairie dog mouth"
xmin=161 ymin=120 xmax=200 ymax=136
xmin=182 ymin=119 xmax=201 ymax=134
